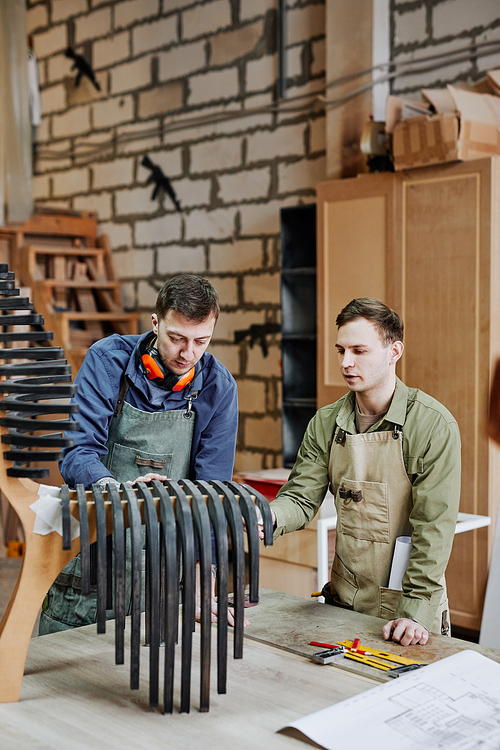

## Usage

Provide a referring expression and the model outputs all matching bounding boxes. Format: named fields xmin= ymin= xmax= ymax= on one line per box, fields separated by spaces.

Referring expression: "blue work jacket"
xmin=60 ymin=332 xmax=238 ymax=489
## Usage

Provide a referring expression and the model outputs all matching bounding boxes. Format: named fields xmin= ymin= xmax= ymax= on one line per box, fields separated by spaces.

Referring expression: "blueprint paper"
xmin=285 ymin=649 xmax=500 ymax=749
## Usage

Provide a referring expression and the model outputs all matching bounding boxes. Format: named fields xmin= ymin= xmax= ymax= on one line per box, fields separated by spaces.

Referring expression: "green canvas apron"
xmin=39 ymin=387 xmax=195 ymax=634
xmin=325 ymin=427 xmax=449 ymax=636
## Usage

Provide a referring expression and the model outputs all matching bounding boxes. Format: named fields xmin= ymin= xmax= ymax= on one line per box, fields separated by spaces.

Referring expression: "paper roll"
xmin=388 ymin=535 xmax=412 ymax=590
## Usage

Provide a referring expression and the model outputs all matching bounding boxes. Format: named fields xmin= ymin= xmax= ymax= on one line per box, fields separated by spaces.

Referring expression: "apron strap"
xmin=114 ymin=375 xmax=130 ymax=417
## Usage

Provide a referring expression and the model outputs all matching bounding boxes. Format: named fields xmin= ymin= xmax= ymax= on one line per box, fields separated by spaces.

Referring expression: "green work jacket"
xmin=272 ymin=378 xmax=461 ymax=631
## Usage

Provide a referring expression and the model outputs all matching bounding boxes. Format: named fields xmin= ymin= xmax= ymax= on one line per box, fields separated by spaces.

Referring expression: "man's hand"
xmin=256 ymin=507 xmax=276 ymax=540
xmin=382 ymin=618 xmax=429 ymax=646
xmin=128 ymin=472 xmax=169 ymax=485
xmin=196 ymin=564 xmax=250 ymax=627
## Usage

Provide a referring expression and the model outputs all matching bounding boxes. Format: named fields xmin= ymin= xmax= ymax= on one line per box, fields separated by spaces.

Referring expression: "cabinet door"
xmin=316 ymin=173 xmax=399 ymax=407
xmin=399 ymin=158 xmax=500 ymax=631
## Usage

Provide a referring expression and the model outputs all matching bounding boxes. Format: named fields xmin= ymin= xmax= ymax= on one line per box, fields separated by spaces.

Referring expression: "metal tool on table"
xmin=311 ymin=637 xmax=426 ymax=677
xmin=0 ymin=264 xmax=274 ymax=714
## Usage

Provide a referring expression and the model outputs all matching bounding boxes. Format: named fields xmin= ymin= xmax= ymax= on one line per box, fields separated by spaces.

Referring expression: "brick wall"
xmin=28 ymin=0 xmax=326 ymax=472
xmin=390 ymin=0 xmax=500 ymax=94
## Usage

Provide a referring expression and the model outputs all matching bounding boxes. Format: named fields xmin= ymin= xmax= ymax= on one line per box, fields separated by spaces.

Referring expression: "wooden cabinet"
xmin=316 ymin=157 xmax=500 ymax=632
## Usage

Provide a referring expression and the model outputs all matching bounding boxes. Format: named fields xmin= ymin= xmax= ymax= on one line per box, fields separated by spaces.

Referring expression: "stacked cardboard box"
xmin=387 ymin=70 xmax=500 ymax=170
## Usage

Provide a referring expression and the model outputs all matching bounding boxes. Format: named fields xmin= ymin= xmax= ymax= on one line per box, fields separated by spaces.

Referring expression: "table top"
xmin=1 ymin=589 xmax=499 ymax=750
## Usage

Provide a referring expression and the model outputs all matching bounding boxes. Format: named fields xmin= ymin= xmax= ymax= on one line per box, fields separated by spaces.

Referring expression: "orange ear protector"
xmin=140 ymin=339 xmax=195 ymax=391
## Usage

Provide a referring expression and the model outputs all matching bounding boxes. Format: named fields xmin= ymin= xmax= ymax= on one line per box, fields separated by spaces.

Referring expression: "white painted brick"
xmin=114 ymin=248 xmax=155 ymax=278
xmin=243 ymin=272 xmax=280 ymax=305
xmin=287 ymin=45 xmax=304 ymax=79
xmin=288 ymin=4 xmax=325 ymax=46
xmin=93 ymin=31 xmax=130 ymax=69
xmin=27 ymin=4 xmax=48 ymax=33
xmin=98 ymin=220 xmax=133 ymax=249
xmin=476 ymin=23 xmax=500 ymax=71
xmin=215 ymin=308 xmax=263 ymax=340
xmin=52 ymin=0 xmax=87 ymax=23
xmin=92 ymin=158 xmax=134 ymax=189
xmin=218 ymin=167 xmax=271 ymax=203
xmin=246 ymin=54 xmax=276 ymax=93
xmin=52 ymin=167 xmax=90 ymax=197
xmin=33 ymin=24 xmax=67 ymax=59
xmin=182 ymin=0 xmax=232 ymax=40
xmin=283 ymin=78 xmax=323 ymax=107
xmin=246 ymin=344 xmax=281 ymax=378
xmin=206 ymin=344 xmax=239 ymax=375
xmin=161 ymin=0 xmax=198 ymax=10
xmin=246 ymin=123 xmax=306 ymax=163
xmin=140 ymin=149 xmax=183 ymax=178
xmin=238 ymin=196 xmax=296 ymax=236
xmin=135 ymin=213 xmax=183 ymax=244
xmin=47 ymin=52 xmax=74 ymax=83
xmin=210 ymin=238 xmax=263 ymax=273
xmin=132 ymin=16 xmax=177 ymax=55
xmin=394 ymin=6 xmax=427 ymax=46
xmin=311 ymin=37 xmax=325 ymax=76
xmin=240 ymin=0 xmax=274 ymax=22
xmin=38 ymin=198 xmax=72 ymax=210
xmin=52 ymin=105 xmax=91 ymax=137
xmin=309 ymin=116 xmax=325 ymax=154
xmin=184 ymin=207 xmax=236 ymax=241
xmin=32 ymin=174 xmax=50 ymax=200
xmin=75 ymin=7 xmax=112 ymax=45
xmin=158 ymin=41 xmax=206 ymax=82
xmin=120 ymin=281 xmax=135 ymax=310
xmin=211 ymin=276 xmax=238 ymax=306
xmin=433 ymin=0 xmax=500 ymax=39
xmin=36 ymin=154 xmax=72 ymax=174
xmin=37 ymin=60 xmax=46 ymax=87
xmin=115 ymin=186 xmax=158 ymax=216
xmin=137 ymin=280 xmax=158 ymax=308
xmin=111 ymin=56 xmax=152 ymax=95
xmin=245 ymin=414 xmax=281 ymax=449
xmin=392 ymin=38 xmax=472 ymax=91
xmin=93 ymin=95 xmax=134 ymax=128
xmin=163 ymin=104 xmax=272 ymax=144
xmin=73 ymin=191 xmax=112 ymax=220
xmin=234 ymin=450 xmax=265 ymax=473
xmin=115 ymin=0 xmax=159 ymax=29
xmin=156 ymin=244 xmax=206 ymax=275
xmin=278 ymin=155 xmax=326 ymax=194
xmin=138 ymin=82 xmax=183 ymax=118
xmin=237 ymin=379 xmax=266 ymax=413
xmin=210 ymin=20 xmax=264 ymax=67
xmin=116 ymin=120 xmax=162 ymax=155
xmin=188 ymin=68 xmax=239 ymax=106
xmin=190 ymin=136 xmax=242 ymax=174
xmin=170 ymin=177 xmax=211 ymax=208
xmin=34 ymin=116 xmax=50 ymax=143
xmin=73 ymin=132 xmax=114 ymax=165
xmin=41 ymin=83 xmax=66 ymax=114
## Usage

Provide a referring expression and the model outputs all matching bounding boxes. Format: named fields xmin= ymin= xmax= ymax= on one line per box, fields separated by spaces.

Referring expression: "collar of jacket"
xmin=125 ymin=330 xmax=206 ymax=404
xmin=335 ymin=377 xmax=409 ymax=434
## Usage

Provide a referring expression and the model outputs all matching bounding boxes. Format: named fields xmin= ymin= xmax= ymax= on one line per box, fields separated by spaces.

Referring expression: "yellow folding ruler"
xmin=336 ymin=640 xmax=426 ymax=675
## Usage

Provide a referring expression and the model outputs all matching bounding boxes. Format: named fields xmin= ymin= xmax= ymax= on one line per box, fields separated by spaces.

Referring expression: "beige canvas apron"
xmin=327 ymin=427 xmax=449 ymax=636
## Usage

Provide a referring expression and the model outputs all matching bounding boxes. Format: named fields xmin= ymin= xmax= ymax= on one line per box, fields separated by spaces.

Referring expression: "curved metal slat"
xmin=195 ymin=480 xmax=229 ymax=695
xmin=179 ymin=479 xmax=212 ymax=712
xmin=76 ymin=485 xmax=91 ymax=595
xmin=164 ymin=479 xmax=195 ymax=714
xmin=151 ymin=480 xmax=178 ymax=714
xmin=108 ymin=484 xmax=126 ymax=666
xmin=209 ymin=480 xmax=246 ymax=660
xmin=224 ymin=481 xmax=260 ymax=604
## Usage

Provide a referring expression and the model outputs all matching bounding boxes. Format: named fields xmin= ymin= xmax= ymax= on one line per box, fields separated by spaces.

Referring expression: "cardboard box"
xmin=390 ymin=82 xmax=500 ymax=171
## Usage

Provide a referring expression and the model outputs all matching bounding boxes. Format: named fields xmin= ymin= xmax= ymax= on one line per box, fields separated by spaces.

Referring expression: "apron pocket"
xmin=331 ymin=554 xmax=357 ymax=608
xmin=337 ymin=478 xmax=389 ymax=543
xmin=106 ymin=443 xmax=173 ymax=483
xmin=379 ymin=586 xmax=402 ymax=619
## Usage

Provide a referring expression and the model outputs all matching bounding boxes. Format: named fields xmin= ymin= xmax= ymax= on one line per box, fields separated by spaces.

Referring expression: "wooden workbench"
xmin=1 ymin=590 xmax=499 ymax=749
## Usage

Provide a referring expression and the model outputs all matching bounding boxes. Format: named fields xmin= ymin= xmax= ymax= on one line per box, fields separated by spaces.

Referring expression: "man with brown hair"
xmin=268 ymin=298 xmax=461 ymax=646
xmin=40 ymin=274 xmax=239 ymax=634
